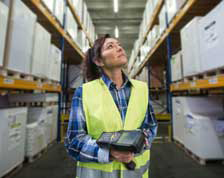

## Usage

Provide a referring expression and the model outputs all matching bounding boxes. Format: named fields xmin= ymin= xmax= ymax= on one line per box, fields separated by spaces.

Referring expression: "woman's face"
xmin=98 ymin=38 xmax=127 ymax=69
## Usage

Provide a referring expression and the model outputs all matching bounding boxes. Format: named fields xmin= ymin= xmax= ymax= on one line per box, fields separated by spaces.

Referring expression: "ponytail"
xmin=84 ymin=34 xmax=111 ymax=82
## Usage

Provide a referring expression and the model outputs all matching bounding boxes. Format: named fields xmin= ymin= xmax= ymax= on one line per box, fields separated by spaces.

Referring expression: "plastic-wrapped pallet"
xmin=184 ymin=113 xmax=224 ymax=159
xmin=199 ymin=1 xmax=224 ymax=72
xmin=27 ymin=107 xmax=48 ymax=149
xmin=3 ymin=0 xmax=37 ymax=74
xmin=0 ymin=107 xmax=27 ymax=178
xmin=68 ymin=64 xmax=84 ymax=88
xmin=41 ymin=0 xmax=55 ymax=14
xmin=172 ymin=97 xmax=185 ymax=144
xmin=159 ymin=4 xmax=167 ymax=35
xmin=54 ymin=0 xmax=65 ymax=25
xmin=171 ymin=51 xmax=183 ymax=82
xmin=8 ymin=93 xmax=59 ymax=103
xmin=48 ymin=44 xmax=62 ymax=81
xmin=181 ymin=17 xmax=202 ymax=77
xmin=25 ymin=122 xmax=45 ymax=157
xmin=51 ymin=105 xmax=58 ymax=142
xmin=31 ymin=23 xmax=51 ymax=78
xmin=46 ymin=106 xmax=53 ymax=145
xmin=166 ymin=0 xmax=187 ymax=23
xmin=0 ymin=1 xmax=8 ymax=67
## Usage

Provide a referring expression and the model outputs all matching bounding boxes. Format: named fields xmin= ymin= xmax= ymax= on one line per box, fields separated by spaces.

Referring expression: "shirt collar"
xmin=101 ymin=71 xmax=132 ymax=89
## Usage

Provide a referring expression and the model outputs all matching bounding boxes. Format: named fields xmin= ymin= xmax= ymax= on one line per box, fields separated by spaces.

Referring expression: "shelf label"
xmin=209 ymin=77 xmax=218 ymax=84
xmin=4 ymin=78 xmax=14 ymax=85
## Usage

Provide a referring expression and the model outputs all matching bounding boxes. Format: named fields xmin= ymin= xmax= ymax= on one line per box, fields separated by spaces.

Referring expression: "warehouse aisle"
xmin=13 ymin=142 xmax=224 ymax=178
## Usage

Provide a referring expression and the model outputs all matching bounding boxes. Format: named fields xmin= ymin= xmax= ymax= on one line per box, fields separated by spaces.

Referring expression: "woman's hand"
xmin=110 ymin=148 xmax=134 ymax=163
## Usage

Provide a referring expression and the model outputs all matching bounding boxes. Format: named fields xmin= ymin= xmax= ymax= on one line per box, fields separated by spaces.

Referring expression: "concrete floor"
xmin=13 ymin=143 xmax=224 ymax=178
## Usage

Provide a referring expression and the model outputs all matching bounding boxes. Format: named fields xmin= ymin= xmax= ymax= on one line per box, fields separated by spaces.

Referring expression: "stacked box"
xmin=65 ymin=7 xmax=77 ymax=41
xmin=0 ymin=107 xmax=27 ymax=177
xmin=166 ymin=0 xmax=187 ymax=23
xmin=41 ymin=0 xmax=55 ymax=14
xmin=72 ymin=0 xmax=83 ymax=21
xmin=181 ymin=17 xmax=202 ymax=77
xmin=26 ymin=122 xmax=45 ymax=157
xmin=48 ymin=44 xmax=62 ymax=81
xmin=172 ymin=97 xmax=185 ymax=144
xmin=159 ymin=4 xmax=167 ymax=35
xmin=51 ymin=105 xmax=58 ymax=142
xmin=31 ymin=23 xmax=51 ymax=78
xmin=199 ymin=1 xmax=224 ymax=72
xmin=46 ymin=107 xmax=53 ymax=144
xmin=54 ymin=0 xmax=65 ymax=25
xmin=171 ymin=51 xmax=183 ymax=82
xmin=76 ymin=29 xmax=86 ymax=51
xmin=3 ymin=0 xmax=36 ymax=74
xmin=0 ymin=2 xmax=8 ymax=67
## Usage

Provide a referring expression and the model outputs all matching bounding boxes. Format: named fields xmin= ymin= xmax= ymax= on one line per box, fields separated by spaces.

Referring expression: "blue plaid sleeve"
xmin=140 ymin=98 xmax=158 ymax=149
xmin=64 ymin=86 xmax=110 ymax=163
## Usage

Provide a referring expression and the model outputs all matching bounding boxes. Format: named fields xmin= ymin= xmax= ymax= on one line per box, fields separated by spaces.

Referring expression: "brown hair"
xmin=84 ymin=34 xmax=111 ymax=81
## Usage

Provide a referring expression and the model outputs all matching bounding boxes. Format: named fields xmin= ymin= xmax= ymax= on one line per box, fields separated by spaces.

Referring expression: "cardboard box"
xmin=199 ymin=1 xmax=224 ymax=72
xmin=65 ymin=7 xmax=78 ymax=41
xmin=3 ymin=0 xmax=36 ymax=74
xmin=181 ymin=17 xmax=202 ymax=77
xmin=0 ymin=2 xmax=8 ymax=67
xmin=159 ymin=4 xmax=167 ymax=35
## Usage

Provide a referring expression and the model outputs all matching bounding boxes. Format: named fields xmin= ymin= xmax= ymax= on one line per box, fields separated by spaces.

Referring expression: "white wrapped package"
xmin=0 ymin=2 xmax=8 ymax=67
xmin=3 ymin=0 xmax=36 ymax=74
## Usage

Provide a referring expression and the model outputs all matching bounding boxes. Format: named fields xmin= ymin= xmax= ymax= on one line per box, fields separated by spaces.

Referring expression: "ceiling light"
xmin=115 ymin=26 xmax=119 ymax=38
xmin=114 ymin=0 xmax=118 ymax=13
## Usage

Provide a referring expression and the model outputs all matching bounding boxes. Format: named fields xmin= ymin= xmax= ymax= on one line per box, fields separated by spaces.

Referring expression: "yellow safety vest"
xmin=77 ymin=78 xmax=150 ymax=178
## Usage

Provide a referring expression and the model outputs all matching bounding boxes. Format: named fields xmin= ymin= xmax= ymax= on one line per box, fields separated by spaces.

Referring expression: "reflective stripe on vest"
xmin=79 ymin=78 xmax=149 ymax=176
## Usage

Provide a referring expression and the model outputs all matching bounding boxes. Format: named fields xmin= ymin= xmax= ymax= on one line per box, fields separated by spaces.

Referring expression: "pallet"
xmin=183 ymin=68 xmax=224 ymax=82
xmin=26 ymin=148 xmax=47 ymax=163
xmin=174 ymin=139 xmax=224 ymax=165
xmin=0 ymin=68 xmax=34 ymax=81
xmin=2 ymin=163 xmax=23 ymax=178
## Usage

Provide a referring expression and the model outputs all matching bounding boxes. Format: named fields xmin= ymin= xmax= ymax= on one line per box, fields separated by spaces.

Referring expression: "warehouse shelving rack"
xmin=0 ymin=0 xmax=93 ymax=142
xmin=130 ymin=0 xmax=222 ymax=141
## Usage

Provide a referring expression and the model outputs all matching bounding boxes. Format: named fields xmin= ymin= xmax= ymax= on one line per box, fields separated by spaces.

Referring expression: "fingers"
xmin=110 ymin=149 xmax=134 ymax=163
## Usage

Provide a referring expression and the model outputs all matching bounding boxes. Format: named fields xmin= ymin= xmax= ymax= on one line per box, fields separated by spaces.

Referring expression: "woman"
xmin=65 ymin=34 xmax=157 ymax=178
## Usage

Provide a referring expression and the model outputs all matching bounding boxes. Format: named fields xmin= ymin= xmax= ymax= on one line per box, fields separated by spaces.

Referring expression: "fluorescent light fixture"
xmin=114 ymin=0 xmax=118 ymax=13
xmin=115 ymin=26 xmax=119 ymax=38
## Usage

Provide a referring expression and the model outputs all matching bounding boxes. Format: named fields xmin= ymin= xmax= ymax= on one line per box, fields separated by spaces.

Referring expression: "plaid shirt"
xmin=65 ymin=73 xmax=158 ymax=163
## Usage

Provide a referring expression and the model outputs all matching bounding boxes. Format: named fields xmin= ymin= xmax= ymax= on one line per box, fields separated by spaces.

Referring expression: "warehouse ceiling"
xmin=85 ymin=0 xmax=147 ymax=58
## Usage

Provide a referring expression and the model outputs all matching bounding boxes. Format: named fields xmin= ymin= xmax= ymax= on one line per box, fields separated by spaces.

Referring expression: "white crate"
xmin=0 ymin=107 xmax=27 ymax=178
xmin=31 ymin=23 xmax=51 ymax=78
xmin=199 ymin=1 xmax=224 ymax=72
xmin=0 ymin=2 xmax=8 ymax=67
xmin=181 ymin=17 xmax=202 ymax=77
xmin=166 ymin=0 xmax=187 ymax=23
xmin=184 ymin=113 xmax=224 ymax=159
xmin=54 ymin=0 xmax=65 ymax=25
xmin=3 ymin=0 xmax=36 ymax=74
xmin=171 ymin=51 xmax=183 ymax=82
